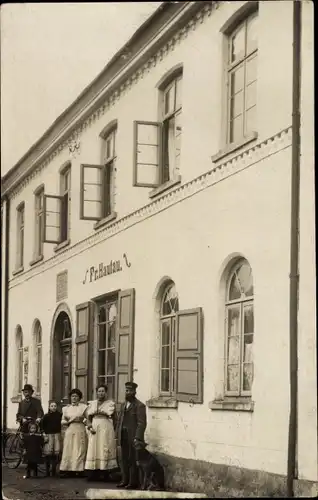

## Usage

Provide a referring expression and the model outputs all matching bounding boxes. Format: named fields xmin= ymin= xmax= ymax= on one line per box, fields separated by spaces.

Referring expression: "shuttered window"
xmin=116 ymin=289 xmax=135 ymax=403
xmin=75 ymin=302 xmax=94 ymax=402
xmin=175 ymin=307 xmax=203 ymax=404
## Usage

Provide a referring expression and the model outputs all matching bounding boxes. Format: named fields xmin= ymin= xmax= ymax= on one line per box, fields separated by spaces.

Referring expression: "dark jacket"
xmin=16 ymin=397 xmax=44 ymax=423
xmin=42 ymin=411 xmax=62 ymax=434
xmin=116 ymin=398 xmax=147 ymax=447
xmin=23 ymin=433 xmax=44 ymax=464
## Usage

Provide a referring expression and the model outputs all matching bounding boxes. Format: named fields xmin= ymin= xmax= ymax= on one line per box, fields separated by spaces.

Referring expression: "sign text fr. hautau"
xmin=83 ymin=253 xmax=131 ymax=284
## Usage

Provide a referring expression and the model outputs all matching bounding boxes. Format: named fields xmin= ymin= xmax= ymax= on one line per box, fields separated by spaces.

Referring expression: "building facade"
xmin=1 ymin=1 xmax=316 ymax=496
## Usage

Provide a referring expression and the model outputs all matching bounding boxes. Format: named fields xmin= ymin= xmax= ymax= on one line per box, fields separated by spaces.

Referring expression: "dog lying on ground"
xmin=134 ymin=440 xmax=165 ymax=491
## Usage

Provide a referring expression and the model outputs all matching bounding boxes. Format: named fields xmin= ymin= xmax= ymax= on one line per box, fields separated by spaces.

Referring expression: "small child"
xmin=23 ymin=422 xmax=44 ymax=478
xmin=42 ymin=401 xmax=62 ymax=477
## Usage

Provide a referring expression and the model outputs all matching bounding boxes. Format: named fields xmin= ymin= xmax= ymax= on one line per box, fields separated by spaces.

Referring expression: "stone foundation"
xmin=155 ymin=452 xmax=318 ymax=498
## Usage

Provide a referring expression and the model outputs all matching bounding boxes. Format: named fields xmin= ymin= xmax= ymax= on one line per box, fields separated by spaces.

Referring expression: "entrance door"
xmin=52 ymin=312 xmax=72 ymax=407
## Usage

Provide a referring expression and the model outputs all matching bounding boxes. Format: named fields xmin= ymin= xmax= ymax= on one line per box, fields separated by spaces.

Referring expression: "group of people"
xmin=16 ymin=381 xmax=147 ymax=489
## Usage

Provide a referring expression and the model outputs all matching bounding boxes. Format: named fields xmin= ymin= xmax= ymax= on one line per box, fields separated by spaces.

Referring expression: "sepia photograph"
xmin=1 ymin=1 xmax=316 ymax=499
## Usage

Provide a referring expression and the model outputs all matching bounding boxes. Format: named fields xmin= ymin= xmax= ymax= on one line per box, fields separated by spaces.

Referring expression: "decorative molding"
xmin=8 ymin=126 xmax=292 ymax=290
xmin=8 ymin=1 xmax=216 ymax=200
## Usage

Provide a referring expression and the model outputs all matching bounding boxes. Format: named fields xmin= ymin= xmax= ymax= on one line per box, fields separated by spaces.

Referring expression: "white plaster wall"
xmin=8 ymin=0 xmax=295 ymax=276
xmin=6 ymin=147 xmax=295 ymax=478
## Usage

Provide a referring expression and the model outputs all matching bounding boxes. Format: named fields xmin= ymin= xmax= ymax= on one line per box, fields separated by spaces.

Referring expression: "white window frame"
xmin=159 ymin=283 xmax=179 ymax=396
xmin=226 ymin=11 xmax=258 ymax=145
xmin=16 ymin=204 xmax=25 ymax=269
xmin=224 ymin=260 xmax=254 ymax=397
xmin=34 ymin=187 xmax=44 ymax=257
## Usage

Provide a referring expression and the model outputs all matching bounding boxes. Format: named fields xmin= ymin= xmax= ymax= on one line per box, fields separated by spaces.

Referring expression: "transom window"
xmin=227 ymin=12 xmax=258 ymax=144
xmin=159 ymin=283 xmax=179 ymax=395
xmin=97 ymin=297 xmax=118 ymax=400
xmin=225 ymin=260 xmax=254 ymax=396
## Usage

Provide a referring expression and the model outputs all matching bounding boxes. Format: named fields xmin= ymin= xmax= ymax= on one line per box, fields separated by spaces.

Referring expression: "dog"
xmin=134 ymin=441 xmax=165 ymax=491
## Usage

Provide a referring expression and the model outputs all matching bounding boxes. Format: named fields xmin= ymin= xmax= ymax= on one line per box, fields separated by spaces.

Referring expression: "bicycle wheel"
xmin=3 ymin=433 xmax=23 ymax=469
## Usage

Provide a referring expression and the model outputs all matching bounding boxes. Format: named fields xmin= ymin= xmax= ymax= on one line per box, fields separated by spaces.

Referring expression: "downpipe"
xmin=287 ymin=0 xmax=302 ymax=497
xmin=2 ymin=196 xmax=10 ymax=433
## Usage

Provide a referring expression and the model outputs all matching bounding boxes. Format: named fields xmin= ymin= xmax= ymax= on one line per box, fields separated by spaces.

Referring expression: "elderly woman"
xmin=85 ymin=384 xmax=117 ymax=482
xmin=60 ymin=389 xmax=87 ymax=477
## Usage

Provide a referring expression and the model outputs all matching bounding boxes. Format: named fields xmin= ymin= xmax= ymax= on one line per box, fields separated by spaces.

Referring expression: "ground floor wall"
xmin=4 ymin=147 xmax=317 ymax=483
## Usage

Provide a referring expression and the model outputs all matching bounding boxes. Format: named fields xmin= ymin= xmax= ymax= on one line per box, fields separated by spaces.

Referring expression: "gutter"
xmin=2 ymin=196 xmax=10 ymax=432
xmin=287 ymin=0 xmax=302 ymax=497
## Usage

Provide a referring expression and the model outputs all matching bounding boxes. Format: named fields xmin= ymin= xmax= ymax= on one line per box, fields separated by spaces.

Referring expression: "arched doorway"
xmin=52 ymin=311 xmax=72 ymax=406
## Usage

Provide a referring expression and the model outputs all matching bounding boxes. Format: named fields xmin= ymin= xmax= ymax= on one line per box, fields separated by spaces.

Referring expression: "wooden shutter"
xmin=133 ymin=121 xmax=162 ymax=187
xmin=175 ymin=307 xmax=203 ymax=404
xmin=115 ymin=289 xmax=135 ymax=403
xmin=75 ymin=301 xmax=94 ymax=403
xmin=43 ymin=194 xmax=62 ymax=244
xmin=80 ymin=164 xmax=104 ymax=221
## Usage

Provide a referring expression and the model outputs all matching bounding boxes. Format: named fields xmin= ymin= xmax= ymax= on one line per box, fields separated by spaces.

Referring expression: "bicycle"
xmin=3 ymin=417 xmax=46 ymax=474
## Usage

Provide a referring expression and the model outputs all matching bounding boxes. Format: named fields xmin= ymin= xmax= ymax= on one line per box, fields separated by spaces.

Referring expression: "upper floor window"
xmin=34 ymin=187 xmax=44 ymax=257
xmin=227 ymin=12 xmax=258 ymax=144
xmin=159 ymin=282 xmax=179 ymax=395
xmin=133 ymin=67 xmax=183 ymax=189
xmin=80 ymin=124 xmax=117 ymax=223
xmin=16 ymin=203 xmax=25 ymax=269
xmin=225 ymin=259 xmax=254 ymax=397
xmin=43 ymin=163 xmax=71 ymax=246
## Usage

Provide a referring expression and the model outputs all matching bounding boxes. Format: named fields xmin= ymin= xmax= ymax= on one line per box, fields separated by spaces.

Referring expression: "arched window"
xmin=225 ymin=259 xmax=254 ymax=396
xmin=34 ymin=321 xmax=42 ymax=394
xmin=16 ymin=326 xmax=24 ymax=393
xmin=159 ymin=282 xmax=179 ymax=395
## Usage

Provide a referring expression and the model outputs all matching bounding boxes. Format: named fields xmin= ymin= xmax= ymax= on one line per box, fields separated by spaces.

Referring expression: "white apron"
xmin=60 ymin=403 xmax=88 ymax=472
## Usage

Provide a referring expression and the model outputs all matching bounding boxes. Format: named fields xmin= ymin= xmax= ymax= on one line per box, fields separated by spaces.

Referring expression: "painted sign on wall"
xmin=83 ymin=253 xmax=131 ymax=284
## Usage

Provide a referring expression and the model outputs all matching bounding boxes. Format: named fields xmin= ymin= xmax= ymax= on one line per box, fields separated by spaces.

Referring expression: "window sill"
xmin=12 ymin=266 xmax=24 ymax=276
xmin=54 ymin=239 xmax=70 ymax=253
xmin=209 ymin=398 xmax=254 ymax=412
xmin=94 ymin=212 xmax=117 ymax=231
xmin=30 ymin=255 xmax=44 ymax=267
xmin=146 ymin=396 xmax=178 ymax=409
xmin=211 ymin=132 xmax=258 ymax=163
xmin=11 ymin=395 xmax=22 ymax=403
xmin=149 ymin=176 xmax=181 ymax=199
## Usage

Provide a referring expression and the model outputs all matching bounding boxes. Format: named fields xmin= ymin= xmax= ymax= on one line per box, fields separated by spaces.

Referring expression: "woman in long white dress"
xmin=85 ymin=384 xmax=118 ymax=481
xmin=60 ymin=389 xmax=88 ymax=477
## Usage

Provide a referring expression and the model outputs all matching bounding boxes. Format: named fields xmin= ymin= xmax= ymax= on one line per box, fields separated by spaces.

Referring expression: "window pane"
xmin=164 ymin=85 xmax=175 ymax=115
xmin=228 ymin=307 xmax=240 ymax=337
xmin=246 ymin=14 xmax=258 ymax=54
xmin=246 ymin=82 xmax=257 ymax=111
xmin=106 ymin=348 xmax=116 ymax=375
xmin=99 ymin=305 xmax=106 ymax=323
xmin=229 ymin=271 xmax=242 ymax=300
xmin=160 ymin=369 xmax=170 ymax=393
xmin=245 ymin=105 xmax=256 ymax=135
xmin=108 ymin=321 xmax=116 ymax=352
xmin=246 ymin=55 xmax=257 ymax=85
xmin=107 ymin=303 xmax=117 ymax=323
xmin=243 ymin=305 xmax=254 ymax=334
xmin=237 ymin=263 xmax=253 ymax=296
xmin=177 ymin=358 xmax=198 ymax=395
xmin=175 ymin=77 xmax=182 ymax=110
xmin=228 ymin=336 xmax=240 ymax=364
xmin=162 ymin=284 xmax=179 ymax=316
xmin=99 ymin=324 xmax=106 ymax=350
xmin=243 ymin=334 xmax=253 ymax=363
xmin=161 ymin=345 xmax=170 ymax=369
xmin=98 ymin=350 xmax=106 ymax=377
xmin=106 ymin=376 xmax=115 ymax=400
xmin=227 ymin=365 xmax=239 ymax=392
xmin=229 ymin=114 xmax=243 ymax=143
xmin=243 ymin=363 xmax=253 ymax=391
xmin=161 ymin=321 xmax=170 ymax=346
xmin=230 ymin=25 xmax=245 ymax=63
xmin=230 ymin=66 xmax=244 ymax=95
xmin=230 ymin=91 xmax=244 ymax=119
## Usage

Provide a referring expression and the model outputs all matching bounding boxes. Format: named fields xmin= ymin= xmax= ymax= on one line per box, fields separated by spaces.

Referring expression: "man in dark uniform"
xmin=16 ymin=384 xmax=44 ymax=433
xmin=116 ymin=382 xmax=147 ymax=489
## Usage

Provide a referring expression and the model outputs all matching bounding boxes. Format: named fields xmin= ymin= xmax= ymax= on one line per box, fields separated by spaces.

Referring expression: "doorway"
xmin=52 ymin=311 xmax=72 ymax=406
